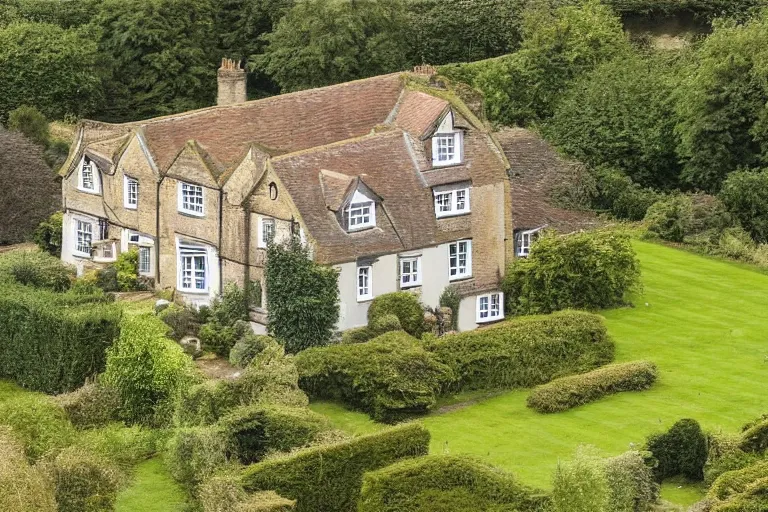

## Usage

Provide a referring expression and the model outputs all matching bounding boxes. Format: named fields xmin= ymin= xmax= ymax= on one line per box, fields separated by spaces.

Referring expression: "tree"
xmin=719 ymin=169 xmax=768 ymax=243
xmin=265 ymin=237 xmax=339 ymax=353
xmin=544 ymin=52 xmax=683 ymax=189
xmin=0 ymin=128 xmax=59 ymax=245
xmin=93 ymin=0 xmax=218 ymax=122
xmin=257 ymin=0 xmax=413 ymax=92
xmin=0 ymin=22 xmax=102 ymax=123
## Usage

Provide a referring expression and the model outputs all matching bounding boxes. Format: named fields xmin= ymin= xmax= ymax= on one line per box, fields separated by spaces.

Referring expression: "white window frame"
xmin=74 ymin=219 xmax=93 ymax=257
xmin=476 ymin=292 xmax=504 ymax=323
xmin=78 ymin=158 xmax=100 ymax=193
xmin=431 ymin=132 xmax=463 ymax=167
xmin=357 ymin=265 xmax=373 ymax=302
xmin=517 ymin=227 xmax=543 ymax=258
xmin=138 ymin=246 xmax=151 ymax=275
xmin=399 ymin=256 xmax=422 ymax=288
xmin=348 ymin=201 xmax=375 ymax=231
xmin=124 ymin=175 xmax=139 ymax=209
xmin=177 ymin=244 xmax=208 ymax=293
xmin=448 ymin=239 xmax=472 ymax=281
xmin=258 ymin=217 xmax=276 ymax=248
xmin=178 ymin=182 xmax=205 ymax=216
xmin=433 ymin=184 xmax=470 ymax=218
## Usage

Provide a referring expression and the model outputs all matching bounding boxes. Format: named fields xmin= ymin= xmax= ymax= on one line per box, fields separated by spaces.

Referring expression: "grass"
xmin=313 ymin=241 xmax=768 ymax=503
xmin=115 ymin=458 xmax=187 ymax=512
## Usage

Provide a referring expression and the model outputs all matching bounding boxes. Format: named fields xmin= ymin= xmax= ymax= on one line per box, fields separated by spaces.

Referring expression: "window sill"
xmin=76 ymin=187 xmax=101 ymax=195
xmin=348 ymin=225 xmax=376 ymax=233
xmin=436 ymin=211 xmax=471 ymax=219
xmin=72 ymin=252 xmax=92 ymax=260
xmin=430 ymin=161 xmax=464 ymax=170
xmin=177 ymin=210 xmax=205 ymax=218
xmin=476 ymin=316 xmax=505 ymax=324
xmin=177 ymin=288 xmax=209 ymax=295
xmin=357 ymin=296 xmax=373 ymax=303
xmin=400 ymin=282 xmax=422 ymax=290
xmin=124 ymin=205 xmax=138 ymax=210
xmin=449 ymin=275 xmax=473 ymax=283
xmin=93 ymin=257 xmax=117 ymax=264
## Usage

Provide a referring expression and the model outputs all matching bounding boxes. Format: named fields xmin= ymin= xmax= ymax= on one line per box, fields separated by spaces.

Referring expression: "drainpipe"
xmin=218 ymin=189 xmax=224 ymax=295
xmin=155 ymin=178 xmax=162 ymax=287
xmin=243 ymin=204 xmax=251 ymax=289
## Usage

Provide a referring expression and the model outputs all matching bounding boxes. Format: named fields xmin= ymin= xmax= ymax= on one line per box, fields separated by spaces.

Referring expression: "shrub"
xmin=34 ymin=211 xmax=64 ymax=257
xmin=52 ymin=446 xmax=121 ymax=512
xmin=218 ymin=404 xmax=329 ymax=464
xmin=739 ymin=418 xmax=768 ymax=454
xmin=526 ymin=361 xmax=658 ymax=413
xmin=71 ymin=423 xmax=159 ymax=469
xmin=0 ymin=283 xmax=121 ymax=393
xmin=645 ymin=195 xmax=694 ymax=243
xmin=358 ymin=454 xmax=550 ymax=512
xmin=103 ymin=314 xmax=199 ymax=426
xmin=230 ymin=344 xmax=309 ymax=409
xmin=200 ymin=319 xmax=251 ymax=357
xmin=230 ymin=333 xmax=274 ymax=368
xmin=175 ymin=380 xmax=239 ymax=427
xmin=708 ymin=460 xmax=768 ymax=501
xmin=241 ymin=423 xmax=430 ymax=512
xmin=8 ymin=104 xmax=50 ymax=146
xmin=0 ymin=394 xmax=75 ymax=460
xmin=646 ymin=418 xmax=708 ymax=481
xmin=503 ymin=230 xmax=641 ymax=315
xmin=113 ymin=247 xmax=139 ymax=291
xmin=592 ymin=167 xmax=661 ymax=221
xmin=716 ymin=227 xmax=756 ymax=261
xmin=159 ymin=304 xmax=203 ymax=341
xmin=705 ymin=450 xmax=763 ymax=488
xmin=199 ymin=474 xmax=296 ymax=512
xmin=209 ymin=282 xmax=251 ymax=326
xmin=265 ymin=237 xmax=339 ymax=353
xmin=0 ymin=427 xmax=57 ymax=512
xmin=165 ymin=425 xmax=231 ymax=489
xmin=367 ymin=292 xmax=426 ymax=337
xmin=55 ymin=381 xmax=121 ymax=429
xmin=438 ymin=286 xmax=460 ymax=331
xmin=0 ymin=250 xmax=74 ymax=291
xmin=720 ymin=169 xmax=768 ymax=243
xmin=341 ymin=314 xmax=402 ymax=345
xmin=295 ymin=331 xmax=453 ymax=422
xmin=604 ymin=450 xmax=659 ymax=512
xmin=710 ymin=477 xmax=768 ymax=512
xmin=551 ymin=446 xmax=610 ymax=512
xmin=425 ymin=310 xmax=614 ymax=393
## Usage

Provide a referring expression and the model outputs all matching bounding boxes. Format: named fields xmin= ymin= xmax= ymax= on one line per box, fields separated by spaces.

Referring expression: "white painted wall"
xmin=61 ymin=211 xmax=98 ymax=276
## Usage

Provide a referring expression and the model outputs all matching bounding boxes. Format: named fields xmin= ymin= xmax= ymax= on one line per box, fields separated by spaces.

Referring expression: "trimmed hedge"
xmin=647 ymin=418 xmax=708 ymax=481
xmin=230 ymin=333 xmax=274 ymax=368
xmin=367 ymin=292 xmax=426 ymax=337
xmin=0 ymin=394 xmax=75 ymax=460
xmin=739 ymin=418 xmax=768 ymax=454
xmin=708 ymin=460 xmax=768 ymax=502
xmin=199 ymin=474 xmax=296 ymax=512
xmin=52 ymin=446 xmax=121 ymax=512
xmin=55 ymin=381 xmax=121 ymax=429
xmin=526 ymin=361 xmax=658 ymax=413
xmin=0 ymin=284 xmax=122 ymax=393
xmin=165 ymin=425 xmax=232 ymax=489
xmin=0 ymin=426 xmax=57 ymax=512
xmin=295 ymin=331 xmax=453 ymax=422
xmin=71 ymin=423 xmax=160 ymax=469
xmin=711 ymin=477 xmax=768 ymax=512
xmin=358 ymin=455 xmax=550 ymax=512
xmin=341 ymin=314 xmax=402 ymax=345
xmin=241 ymin=423 xmax=430 ymax=512
xmin=424 ymin=310 xmax=614 ymax=393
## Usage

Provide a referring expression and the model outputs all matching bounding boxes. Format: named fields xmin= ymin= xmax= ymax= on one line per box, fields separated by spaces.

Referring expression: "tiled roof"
xmin=394 ymin=90 xmax=450 ymax=139
xmin=497 ymin=128 xmax=600 ymax=233
xmin=319 ymin=170 xmax=356 ymax=211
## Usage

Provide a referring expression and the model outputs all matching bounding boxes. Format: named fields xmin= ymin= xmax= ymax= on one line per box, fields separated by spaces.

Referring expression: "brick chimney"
xmin=217 ymin=58 xmax=247 ymax=106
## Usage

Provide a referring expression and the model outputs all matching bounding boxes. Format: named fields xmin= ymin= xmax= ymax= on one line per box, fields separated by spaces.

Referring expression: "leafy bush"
xmin=0 ymin=394 xmax=75 ymax=460
xmin=367 ymin=292 xmax=426 ymax=337
xmin=218 ymin=404 xmax=329 ymax=464
xmin=645 ymin=195 xmax=694 ymax=243
xmin=200 ymin=319 xmax=251 ymax=357
xmin=503 ymin=230 xmax=640 ymax=315
xmin=175 ymin=380 xmax=239 ymax=427
xmin=646 ymin=418 xmax=708 ymax=481
xmin=705 ymin=450 xmax=763 ymax=488
xmin=708 ymin=460 xmax=768 ymax=501
xmin=716 ymin=227 xmax=756 ymax=261
xmin=0 ymin=250 xmax=74 ymax=291
xmin=295 ymin=331 xmax=453 ymax=422
xmin=0 ymin=284 xmax=121 ymax=393
xmin=8 ymin=104 xmax=50 ymax=146
xmin=438 ymin=286 xmax=460 ymax=331
xmin=241 ymin=423 xmax=430 ymax=512
xmin=711 ymin=476 xmax=768 ymax=512
xmin=71 ymin=423 xmax=160 ymax=469
xmin=159 ymin=304 xmax=203 ymax=341
xmin=425 ymin=310 xmax=614 ymax=393
xmin=551 ymin=446 xmax=610 ymax=512
xmin=265 ymin=237 xmax=339 ymax=353
xmin=113 ymin=247 xmax=139 ymax=291
xmin=359 ymin=454 xmax=550 ymax=512
xmin=103 ymin=314 xmax=199 ymax=426
xmin=55 ymin=381 xmax=121 ymax=429
xmin=526 ymin=361 xmax=658 ymax=413
xmin=230 ymin=333 xmax=274 ymax=368
xmin=592 ymin=167 xmax=662 ymax=221
xmin=199 ymin=474 xmax=296 ymax=512
xmin=740 ymin=417 xmax=768 ymax=454
xmin=0 ymin=427 xmax=57 ymax=512
xmin=341 ymin=314 xmax=402 ymax=344
xmin=720 ymin=169 xmax=768 ymax=243
xmin=34 ymin=211 xmax=64 ymax=257
xmin=165 ymin=425 xmax=231 ymax=489
xmin=52 ymin=446 xmax=121 ymax=512
xmin=604 ymin=450 xmax=659 ymax=512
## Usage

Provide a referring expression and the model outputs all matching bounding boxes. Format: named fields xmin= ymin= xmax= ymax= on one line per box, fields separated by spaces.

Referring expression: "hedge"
xmin=0 ymin=394 xmax=75 ymax=460
xmin=165 ymin=425 xmax=232 ymax=489
xmin=52 ymin=446 xmax=121 ymax=512
xmin=199 ymin=474 xmax=296 ymax=512
xmin=358 ymin=455 xmax=550 ymax=512
xmin=526 ymin=361 xmax=658 ymax=413
xmin=739 ymin=418 xmax=768 ymax=454
xmin=711 ymin=477 xmax=768 ymax=512
xmin=341 ymin=314 xmax=402 ymax=345
xmin=241 ymin=422 xmax=430 ymax=512
xmin=0 ymin=426 xmax=57 ymax=512
xmin=0 ymin=283 xmax=122 ymax=393
xmin=70 ymin=423 xmax=160 ymax=469
xmin=367 ymin=292 xmax=426 ymax=337
xmin=646 ymin=418 xmax=708 ymax=481
xmin=424 ymin=310 xmax=614 ymax=392
xmin=0 ymin=250 xmax=74 ymax=291
xmin=55 ymin=381 xmax=121 ymax=429
xmin=295 ymin=331 xmax=453 ymax=422
xmin=708 ymin=460 xmax=768 ymax=502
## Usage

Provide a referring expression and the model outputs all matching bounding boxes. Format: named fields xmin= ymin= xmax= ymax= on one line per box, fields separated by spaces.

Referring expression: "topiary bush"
xmin=367 ymin=292 xmax=426 ymax=337
xmin=0 ymin=250 xmax=74 ymax=291
xmin=55 ymin=381 xmax=121 ymax=429
xmin=708 ymin=460 xmax=768 ymax=502
xmin=0 ymin=394 xmax=75 ymax=460
xmin=646 ymin=418 xmax=709 ymax=481
xmin=645 ymin=195 xmax=694 ymax=243
xmin=70 ymin=423 xmax=160 ymax=470
xmin=103 ymin=314 xmax=199 ymax=426
xmin=358 ymin=454 xmax=550 ymax=512
xmin=52 ymin=446 xmax=121 ymax=512
xmin=341 ymin=314 xmax=402 ymax=344
xmin=230 ymin=333 xmax=274 ymax=368
xmin=739 ymin=417 xmax=768 ymax=454
xmin=199 ymin=474 xmax=296 ymax=512
xmin=425 ymin=310 xmax=614 ymax=393
xmin=604 ymin=450 xmax=659 ymax=512
xmin=0 ymin=283 xmax=121 ymax=393
xmin=175 ymin=380 xmax=239 ymax=427
xmin=241 ymin=423 xmax=430 ymax=512
xmin=526 ymin=361 xmax=658 ymax=413
xmin=0 ymin=426 xmax=57 ymax=512
xmin=295 ymin=331 xmax=453 ymax=422
xmin=503 ymin=230 xmax=641 ymax=315
xmin=165 ymin=425 xmax=232 ymax=489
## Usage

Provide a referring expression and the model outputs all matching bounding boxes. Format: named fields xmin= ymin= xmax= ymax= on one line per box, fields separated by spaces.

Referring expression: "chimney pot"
xmin=217 ymin=58 xmax=247 ymax=106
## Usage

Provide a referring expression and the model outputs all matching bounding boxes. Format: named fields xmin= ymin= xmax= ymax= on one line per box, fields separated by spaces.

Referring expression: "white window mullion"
xmin=357 ymin=266 xmax=372 ymax=301
xmin=476 ymin=292 xmax=504 ymax=323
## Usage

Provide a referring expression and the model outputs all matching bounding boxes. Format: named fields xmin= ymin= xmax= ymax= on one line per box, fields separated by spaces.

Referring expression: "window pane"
xmin=456 ymin=190 xmax=466 ymax=210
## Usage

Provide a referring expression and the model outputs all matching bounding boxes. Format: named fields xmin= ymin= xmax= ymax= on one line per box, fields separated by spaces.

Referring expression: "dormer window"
xmin=78 ymin=157 xmax=100 ymax=193
xmin=431 ymin=111 xmax=463 ymax=167
xmin=346 ymin=189 xmax=376 ymax=231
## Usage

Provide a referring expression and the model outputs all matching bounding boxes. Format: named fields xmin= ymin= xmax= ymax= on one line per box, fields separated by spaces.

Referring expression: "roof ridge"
xmin=271 ymin=128 xmax=403 ymax=163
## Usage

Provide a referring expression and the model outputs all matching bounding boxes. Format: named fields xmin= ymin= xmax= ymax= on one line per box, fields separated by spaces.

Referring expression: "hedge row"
xmin=294 ymin=331 xmax=452 ymax=422
xmin=241 ymin=422 xmax=430 ymax=512
xmin=358 ymin=455 xmax=550 ymax=512
xmin=708 ymin=460 xmax=768 ymax=502
xmin=425 ymin=310 xmax=614 ymax=392
xmin=646 ymin=418 xmax=708 ymax=481
xmin=199 ymin=475 xmax=296 ymax=512
xmin=0 ymin=284 xmax=122 ymax=393
xmin=526 ymin=361 xmax=658 ymax=413
xmin=739 ymin=417 xmax=768 ymax=454
xmin=0 ymin=426 xmax=57 ymax=512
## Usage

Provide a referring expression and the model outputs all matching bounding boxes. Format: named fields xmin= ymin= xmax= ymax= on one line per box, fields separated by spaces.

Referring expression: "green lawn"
xmin=115 ymin=458 xmax=187 ymax=512
xmin=312 ymin=241 xmax=768 ymax=504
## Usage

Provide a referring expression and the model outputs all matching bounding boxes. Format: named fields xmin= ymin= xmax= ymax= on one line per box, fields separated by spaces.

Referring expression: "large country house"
xmin=59 ymin=62 xmax=514 ymax=332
